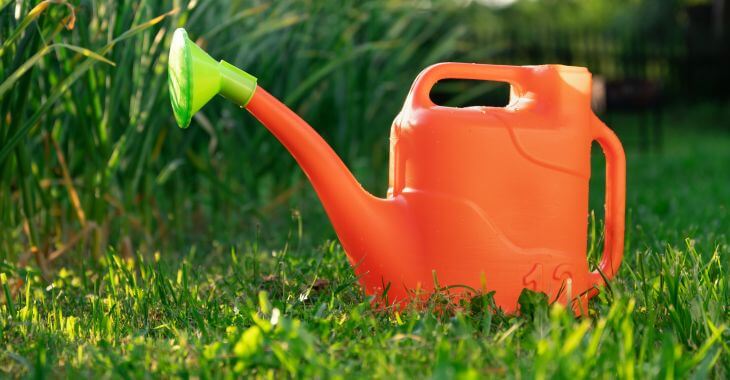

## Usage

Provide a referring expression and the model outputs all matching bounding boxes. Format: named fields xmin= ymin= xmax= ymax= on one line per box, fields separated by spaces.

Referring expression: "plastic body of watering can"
xmin=168 ymin=28 xmax=626 ymax=313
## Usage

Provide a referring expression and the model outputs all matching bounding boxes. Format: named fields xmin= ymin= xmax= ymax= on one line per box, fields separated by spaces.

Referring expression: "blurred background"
xmin=1 ymin=0 xmax=728 ymax=269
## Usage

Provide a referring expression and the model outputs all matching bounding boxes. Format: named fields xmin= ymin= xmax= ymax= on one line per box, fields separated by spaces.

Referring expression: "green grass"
xmin=1 ymin=115 xmax=728 ymax=378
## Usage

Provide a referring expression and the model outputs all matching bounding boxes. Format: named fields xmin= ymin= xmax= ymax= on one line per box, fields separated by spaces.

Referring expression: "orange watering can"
xmin=168 ymin=29 xmax=626 ymax=313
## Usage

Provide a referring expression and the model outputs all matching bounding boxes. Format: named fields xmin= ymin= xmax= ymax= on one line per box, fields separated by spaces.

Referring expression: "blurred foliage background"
xmin=1 ymin=0 xmax=728 ymax=270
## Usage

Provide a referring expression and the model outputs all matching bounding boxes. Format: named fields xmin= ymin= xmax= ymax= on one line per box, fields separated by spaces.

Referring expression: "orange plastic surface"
xmin=245 ymin=63 xmax=626 ymax=313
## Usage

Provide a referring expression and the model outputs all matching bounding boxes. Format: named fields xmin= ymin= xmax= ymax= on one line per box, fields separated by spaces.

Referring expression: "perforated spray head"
xmin=168 ymin=28 xmax=257 ymax=128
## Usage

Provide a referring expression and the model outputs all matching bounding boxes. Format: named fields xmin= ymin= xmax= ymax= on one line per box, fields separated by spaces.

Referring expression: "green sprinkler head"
xmin=168 ymin=28 xmax=257 ymax=128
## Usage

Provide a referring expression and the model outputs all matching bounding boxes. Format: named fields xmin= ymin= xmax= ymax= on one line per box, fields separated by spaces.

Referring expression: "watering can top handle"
xmin=408 ymin=62 xmax=532 ymax=109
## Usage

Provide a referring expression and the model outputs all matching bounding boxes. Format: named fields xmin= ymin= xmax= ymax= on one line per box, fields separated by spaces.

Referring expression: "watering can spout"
xmin=168 ymin=28 xmax=418 ymax=291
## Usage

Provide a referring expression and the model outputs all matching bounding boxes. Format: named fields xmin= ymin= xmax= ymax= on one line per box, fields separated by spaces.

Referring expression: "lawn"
xmin=1 ymin=107 xmax=728 ymax=378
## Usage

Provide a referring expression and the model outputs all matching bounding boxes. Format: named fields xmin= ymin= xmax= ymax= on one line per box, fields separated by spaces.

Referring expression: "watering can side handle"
xmin=589 ymin=115 xmax=626 ymax=288
xmin=407 ymin=62 xmax=528 ymax=109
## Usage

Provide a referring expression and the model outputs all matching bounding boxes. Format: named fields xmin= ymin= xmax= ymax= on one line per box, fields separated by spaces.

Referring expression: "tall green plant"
xmin=1 ymin=0 xmax=483 ymax=265
xmin=1 ymin=0 xmax=185 ymax=268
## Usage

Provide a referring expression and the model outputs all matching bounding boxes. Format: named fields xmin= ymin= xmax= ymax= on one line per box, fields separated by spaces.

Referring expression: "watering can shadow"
xmin=168 ymin=28 xmax=626 ymax=313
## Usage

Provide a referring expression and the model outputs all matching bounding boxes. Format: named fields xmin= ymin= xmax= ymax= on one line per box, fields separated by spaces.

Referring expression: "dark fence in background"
xmin=464 ymin=3 xmax=729 ymax=109
xmin=683 ymin=2 xmax=730 ymax=103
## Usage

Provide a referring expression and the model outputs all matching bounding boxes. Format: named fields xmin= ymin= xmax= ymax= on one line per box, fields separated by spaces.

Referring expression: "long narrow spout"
xmin=245 ymin=87 xmax=384 ymax=246
xmin=167 ymin=28 xmax=381 ymax=227
xmin=243 ymin=87 xmax=424 ymax=297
